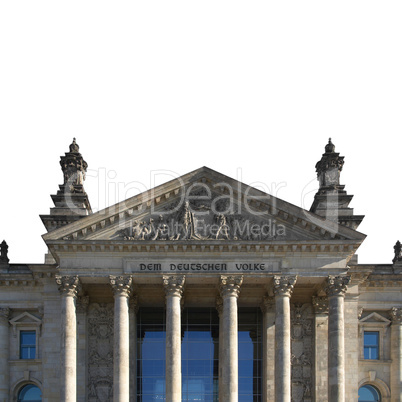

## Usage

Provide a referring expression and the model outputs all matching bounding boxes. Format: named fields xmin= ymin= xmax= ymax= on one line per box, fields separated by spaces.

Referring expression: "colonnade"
xmin=54 ymin=274 xmax=352 ymax=402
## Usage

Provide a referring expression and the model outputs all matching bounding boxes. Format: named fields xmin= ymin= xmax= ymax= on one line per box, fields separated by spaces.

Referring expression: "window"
xmin=364 ymin=331 xmax=379 ymax=360
xmin=17 ymin=384 xmax=42 ymax=401
xmin=358 ymin=384 xmax=381 ymax=401
xmin=20 ymin=331 xmax=36 ymax=359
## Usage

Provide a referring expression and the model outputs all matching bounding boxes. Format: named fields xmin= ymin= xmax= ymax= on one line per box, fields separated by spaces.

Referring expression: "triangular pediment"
xmin=43 ymin=167 xmax=365 ymax=245
xmin=360 ymin=312 xmax=391 ymax=324
xmin=9 ymin=312 xmax=42 ymax=325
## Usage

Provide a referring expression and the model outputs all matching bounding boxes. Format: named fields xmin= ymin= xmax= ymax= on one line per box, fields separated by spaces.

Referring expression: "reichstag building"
xmin=0 ymin=139 xmax=401 ymax=402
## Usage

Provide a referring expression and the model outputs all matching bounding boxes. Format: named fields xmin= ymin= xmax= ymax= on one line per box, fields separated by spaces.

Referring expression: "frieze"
xmin=124 ymin=260 xmax=281 ymax=273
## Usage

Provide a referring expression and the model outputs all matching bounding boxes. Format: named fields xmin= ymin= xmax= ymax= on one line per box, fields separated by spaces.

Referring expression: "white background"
xmin=0 ymin=1 xmax=401 ymax=264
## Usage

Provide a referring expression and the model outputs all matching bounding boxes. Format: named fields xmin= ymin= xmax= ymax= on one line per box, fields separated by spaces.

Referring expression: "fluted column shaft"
xmin=325 ymin=275 xmax=350 ymax=402
xmin=390 ymin=307 xmax=402 ymax=402
xmin=273 ymin=276 xmax=297 ymax=402
xmin=163 ymin=275 xmax=185 ymax=402
xmin=110 ymin=275 xmax=132 ymax=402
xmin=0 ymin=308 xmax=10 ymax=400
xmin=219 ymin=275 xmax=243 ymax=402
xmin=56 ymin=275 xmax=81 ymax=402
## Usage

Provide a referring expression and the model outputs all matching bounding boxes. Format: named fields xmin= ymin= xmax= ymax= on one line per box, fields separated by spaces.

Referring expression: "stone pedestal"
xmin=0 ymin=308 xmax=10 ymax=401
xmin=110 ymin=275 xmax=132 ymax=402
xmin=261 ymin=296 xmax=275 ymax=401
xmin=273 ymin=275 xmax=297 ymax=402
xmin=390 ymin=307 xmax=402 ymax=402
xmin=219 ymin=275 xmax=243 ymax=402
xmin=56 ymin=275 xmax=81 ymax=402
xmin=312 ymin=296 xmax=329 ymax=402
xmin=325 ymin=275 xmax=350 ymax=402
xmin=163 ymin=275 xmax=185 ymax=402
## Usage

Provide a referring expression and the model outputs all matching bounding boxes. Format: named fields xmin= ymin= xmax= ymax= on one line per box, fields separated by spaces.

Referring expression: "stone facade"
xmin=0 ymin=139 xmax=401 ymax=401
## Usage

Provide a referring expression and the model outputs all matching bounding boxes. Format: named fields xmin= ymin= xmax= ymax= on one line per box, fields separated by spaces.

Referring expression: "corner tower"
xmin=310 ymin=138 xmax=364 ymax=230
xmin=40 ymin=138 xmax=92 ymax=234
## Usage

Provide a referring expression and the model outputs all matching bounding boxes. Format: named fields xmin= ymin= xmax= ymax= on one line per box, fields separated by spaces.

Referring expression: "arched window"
xmin=358 ymin=384 xmax=381 ymax=401
xmin=17 ymin=384 xmax=42 ymax=402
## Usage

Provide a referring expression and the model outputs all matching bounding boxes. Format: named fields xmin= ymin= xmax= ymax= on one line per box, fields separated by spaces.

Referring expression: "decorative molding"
xmin=312 ymin=296 xmax=328 ymax=314
xmin=273 ymin=275 xmax=297 ymax=297
xmin=76 ymin=296 xmax=90 ymax=314
xmin=109 ymin=275 xmax=132 ymax=298
xmin=260 ymin=295 xmax=274 ymax=313
xmin=390 ymin=307 xmax=402 ymax=324
xmin=163 ymin=275 xmax=185 ymax=298
xmin=55 ymin=275 xmax=81 ymax=297
xmin=324 ymin=275 xmax=350 ymax=297
xmin=0 ymin=307 xmax=10 ymax=323
xmin=219 ymin=275 xmax=243 ymax=298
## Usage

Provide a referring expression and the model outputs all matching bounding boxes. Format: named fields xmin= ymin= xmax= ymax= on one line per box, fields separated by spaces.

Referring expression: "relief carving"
xmin=88 ymin=303 xmax=113 ymax=401
xmin=291 ymin=303 xmax=313 ymax=402
xmin=115 ymin=189 xmax=287 ymax=241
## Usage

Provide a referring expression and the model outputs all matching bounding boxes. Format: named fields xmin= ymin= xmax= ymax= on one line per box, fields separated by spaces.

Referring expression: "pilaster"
xmin=390 ymin=307 xmax=402 ymax=402
xmin=0 ymin=308 xmax=10 ymax=400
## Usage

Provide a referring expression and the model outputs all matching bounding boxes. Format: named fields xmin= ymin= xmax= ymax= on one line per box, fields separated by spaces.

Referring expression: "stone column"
xmin=110 ymin=275 xmax=132 ymax=402
xmin=390 ymin=307 xmax=402 ymax=402
xmin=56 ymin=275 xmax=81 ymax=402
xmin=0 ymin=307 xmax=10 ymax=401
xmin=163 ymin=275 xmax=185 ymax=402
xmin=312 ymin=296 xmax=329 ymax=402
xmin=215 ymin=296 xmax=223 ymax=402
xmin=219 ymin=275 xmax=243 ymax=402
xmin=260 ymin=296 xmax=275 ymax=401
xmin=324 ymin=275 xmax=350 ymax=402
xmin=76 ymin=296 xmax=89 ymax=402
xmin=273 ymin=275 xmax=297 ymax=402
xmin=129 ymin=296 xmax=139 ymax=402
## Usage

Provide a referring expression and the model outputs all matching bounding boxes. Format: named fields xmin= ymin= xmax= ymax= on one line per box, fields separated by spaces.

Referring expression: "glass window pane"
xmin=20 ymin=331 xmax=36 ymax=360
xmin=358 ymin=384 xmax=381 ymax=401
xmin=18 ymin=384 xmax=42 ymax=401
xmin=364 ymin=332 xmax=379 ymax=360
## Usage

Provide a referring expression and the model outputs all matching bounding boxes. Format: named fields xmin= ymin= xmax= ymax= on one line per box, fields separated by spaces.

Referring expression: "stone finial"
xmin=273 ymin=275 xmax=297 ymax=297
xmin=390 ymin=307 xmax=402 ymax=324
xmin=260 ymin=295 xmax=274 ymax=313
xmin=312 ymin=296 xmax=328 ymax=314
xmin=324 ymin=275 xmax=350 ymax=297
xmin=0 ymin=240 xmax=9 ymax=264
xmin=325 ymin=138 xmax=336 ymax=154
xmin=393 ymin=240 xmax=402 ymax=263
xmin=55 ymin=275 xmax=81 ymax=297
xmin=163 ymin=275 xmax=185 ymax=298
xmin=60 ymin=138 xmax=88 ymax=189
xmin=219 ymin=275 xmax=243 ymax=298
xmin=109 ymin=276 xmax=132 ymax=297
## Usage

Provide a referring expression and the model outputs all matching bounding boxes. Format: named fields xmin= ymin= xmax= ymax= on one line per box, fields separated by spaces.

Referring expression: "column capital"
xmin=219 ymin=275 xmax=243 ymax=298
xmin=0 ymin=307 xmax=10 ymax=323
xmin=390 ymin=307 xmax=402 ymax=324
xmin=109 ymin=275 xmax=132 ymax=298
xmin=163 ymin=275 xmax=185 ymax=298
xmin=312 ymin=296 xmax=329 ymax=314
xmin=273 ymin=275 xmax=297 ymax=297
xmin=260 ymin=295 xmax=274 ymax=313
xmin=55 ymin=275 xmax=81 ymax=297
xmin=324 ymin=275 xmax=350 ymax=297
